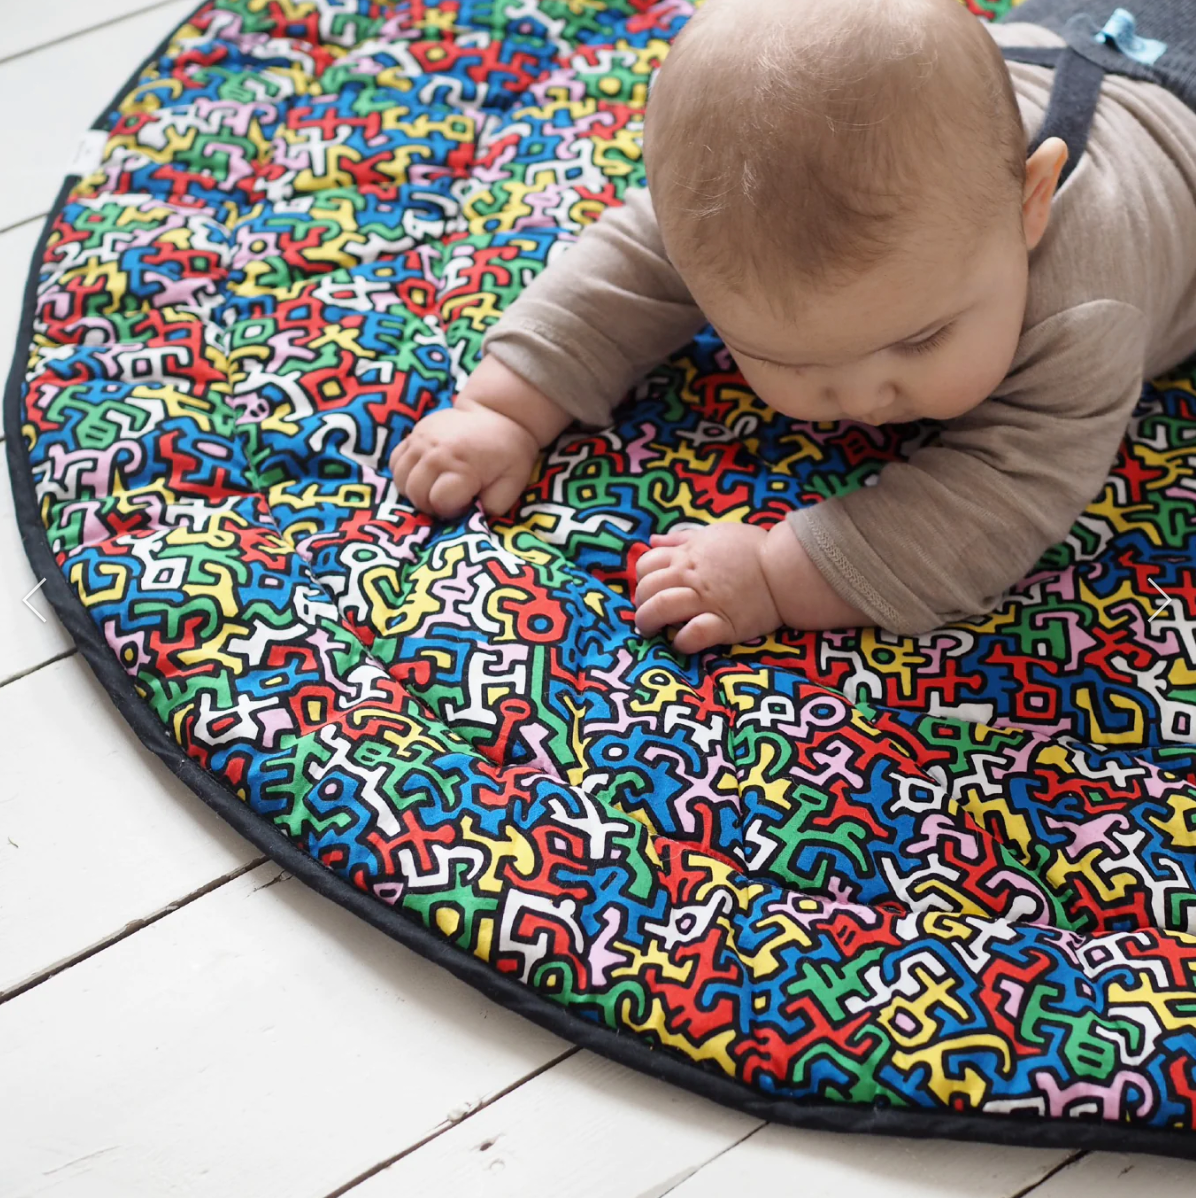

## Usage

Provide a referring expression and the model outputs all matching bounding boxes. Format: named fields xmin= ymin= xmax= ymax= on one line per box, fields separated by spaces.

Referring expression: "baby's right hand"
xmin=390 ymin=355 xmax=567 ymax=519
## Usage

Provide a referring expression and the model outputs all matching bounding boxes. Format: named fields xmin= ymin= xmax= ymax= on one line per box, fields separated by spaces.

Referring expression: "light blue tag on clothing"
xmin=1093 ymin=7 xmax=1168 ymax=65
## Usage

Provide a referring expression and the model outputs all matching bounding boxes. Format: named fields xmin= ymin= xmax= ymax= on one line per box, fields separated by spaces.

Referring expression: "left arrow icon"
xmin=22 ymin=579 xmax=47 ymax=623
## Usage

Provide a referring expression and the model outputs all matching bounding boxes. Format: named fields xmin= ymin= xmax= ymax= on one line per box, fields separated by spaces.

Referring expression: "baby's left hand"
xmin=633 ymin=523 xmax=782 ymax=654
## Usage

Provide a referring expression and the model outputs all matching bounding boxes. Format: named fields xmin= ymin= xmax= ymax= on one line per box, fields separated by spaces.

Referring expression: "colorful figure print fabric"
xmin=10 ymin=0 xmax=1196 ymax=1154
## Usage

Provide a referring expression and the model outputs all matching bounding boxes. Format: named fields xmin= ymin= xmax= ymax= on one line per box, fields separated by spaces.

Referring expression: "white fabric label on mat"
xmin=67 ymin=129 xmax=109 ymax=178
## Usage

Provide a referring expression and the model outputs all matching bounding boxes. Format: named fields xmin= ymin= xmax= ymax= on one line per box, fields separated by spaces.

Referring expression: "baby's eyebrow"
xmin=724 ymin=311 xmax=962 ymax=369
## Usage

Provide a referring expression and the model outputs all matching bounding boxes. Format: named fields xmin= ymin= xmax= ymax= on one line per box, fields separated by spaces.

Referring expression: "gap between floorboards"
xmin=0 ymin=856 xmax=267 ymax=1006
xmin=0 ymin=1 xmax=185 ymax=69
xmin=324 ymin=1046 xmax=584 ymax=1198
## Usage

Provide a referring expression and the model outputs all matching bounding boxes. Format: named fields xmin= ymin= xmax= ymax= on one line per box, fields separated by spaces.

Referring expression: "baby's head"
xmin=643 ymin=0 xmax=1069 ymax=426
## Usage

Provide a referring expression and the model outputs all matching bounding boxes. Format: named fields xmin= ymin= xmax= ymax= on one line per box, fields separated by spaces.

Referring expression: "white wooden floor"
xmin=2 ymin=5 xmax=1196 ymax=1195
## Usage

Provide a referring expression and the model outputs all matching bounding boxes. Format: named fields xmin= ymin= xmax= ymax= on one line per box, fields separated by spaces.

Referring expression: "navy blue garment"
xmin=996 ymin=0 xmax=1196 ymax=187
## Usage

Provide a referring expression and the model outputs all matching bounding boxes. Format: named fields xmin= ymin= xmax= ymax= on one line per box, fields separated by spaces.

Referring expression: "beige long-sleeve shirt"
xmin=479 ymin=20 xmax=1196 ymax=636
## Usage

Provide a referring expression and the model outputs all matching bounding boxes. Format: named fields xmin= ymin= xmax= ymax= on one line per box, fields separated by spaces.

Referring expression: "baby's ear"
xmin=1045 ymin=135 xmax=1069 ymax=171
xmin=1022 ymin=137 xmax=1068 ymax=247
xmin=1027 ymin=136 xmax=1069 ymax=187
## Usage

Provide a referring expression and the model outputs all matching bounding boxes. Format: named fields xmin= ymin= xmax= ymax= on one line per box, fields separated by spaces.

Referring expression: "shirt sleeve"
xmin=480 ymin=186 xmax=709 ymax=428
xmin=785 ymin=300 xmax=1150 ymax=636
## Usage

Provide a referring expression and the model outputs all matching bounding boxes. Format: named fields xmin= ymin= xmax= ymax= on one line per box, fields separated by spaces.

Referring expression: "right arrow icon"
xmin=1149 ymin=577 xmax=1176 ymax=624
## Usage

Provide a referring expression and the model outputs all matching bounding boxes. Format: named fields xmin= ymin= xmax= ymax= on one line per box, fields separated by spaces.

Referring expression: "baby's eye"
xmin=897 ymin=322 xmax=954 ymax=356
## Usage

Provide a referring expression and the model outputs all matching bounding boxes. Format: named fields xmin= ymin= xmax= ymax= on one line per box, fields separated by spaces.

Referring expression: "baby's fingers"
xmin=634 ymin=545 xmax=675 ymax=581
xmin=478 ymin=467 xmax=531 ymax=518
xmin=634 ymin=586 xmax=704 ymax=638
xmin=633 ymin=562 xmax=683 ymax=608
xmin=399 ymin=455 xmax=446 ymax=514
xmin=427 ymin=470 xmax=480 ymax=519
xmin=672 ymin=611 xmax=733 ymax=655
xmin=389 ymin=438 xmax=415 ymax=489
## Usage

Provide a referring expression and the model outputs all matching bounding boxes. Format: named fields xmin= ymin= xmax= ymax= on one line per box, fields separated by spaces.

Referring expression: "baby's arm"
xmin=637 ymin=301 xmax=1149 ymax=648
xmin=479 ymin=186 xmax=710 ymax=428
xmin=789 ymin=301 xmax=1149 ymax=637
xmin=393 ymin=187 xmax=708 ymax=518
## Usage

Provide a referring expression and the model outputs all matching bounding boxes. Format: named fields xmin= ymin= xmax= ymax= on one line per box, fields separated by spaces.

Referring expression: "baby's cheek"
xmin=741 ymin=372 xmax=834 ymax=422
xmin=926 ymin=353 xmax=1007 ymax=418
xmin=743 ymin=380 xmax=819 ymax=424
xmin=732 ymin=359 xmax=782 ymax=406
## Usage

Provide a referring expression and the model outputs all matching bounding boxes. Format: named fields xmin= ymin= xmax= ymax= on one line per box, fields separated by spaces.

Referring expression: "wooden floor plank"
xmin=0 ymin=0 xmax=178 ymax=64
xmin=663 ymin=1122 xmax=1077 ymax=1198
xmin=0 ymin=218 xmax=42 ymax=425
xmin=0 ymin=0 xmax=195 ymax=231
xmin=351 ymin=1050 xmax=1089 ymax=1198
xmin=342 ymin=1051 xmax=762 ymax=1198
xmin=0 ymin=451 xmax=74 ymax=685
xmin=0 ymin=862 xmax=570 ymax=1198
xmin=1019 ymin=1151 xmax=1196 ymax=1195
xmin=0 ymin=654 xmax=257 ymax=994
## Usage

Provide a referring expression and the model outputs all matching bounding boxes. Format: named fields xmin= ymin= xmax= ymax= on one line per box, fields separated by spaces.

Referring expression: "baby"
xmin=389 ymin=0 xmax=1196 ymax=650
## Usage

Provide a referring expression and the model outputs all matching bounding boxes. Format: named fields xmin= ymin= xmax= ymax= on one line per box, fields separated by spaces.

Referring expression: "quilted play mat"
xmin=10 ymin=0 xmax=1196 ymax=1159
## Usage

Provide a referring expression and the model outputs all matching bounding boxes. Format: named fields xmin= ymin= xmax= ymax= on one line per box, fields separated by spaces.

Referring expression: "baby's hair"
xmin=643 ymin=0 xmax=1028 ymax=316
